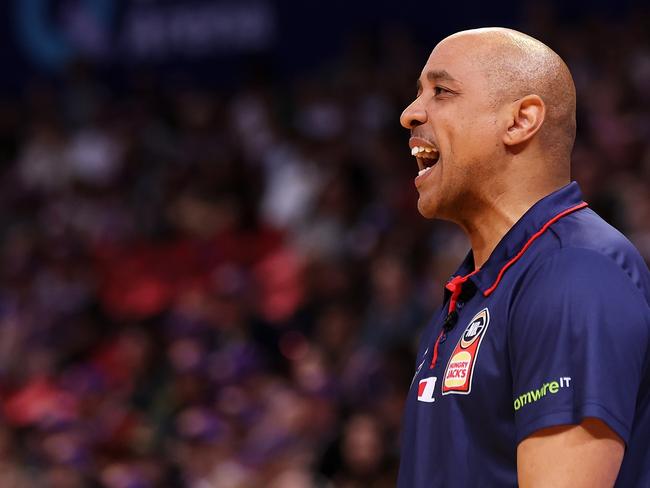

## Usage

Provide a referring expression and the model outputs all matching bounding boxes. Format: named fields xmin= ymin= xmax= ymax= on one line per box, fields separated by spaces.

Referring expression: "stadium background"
xmin=0 ymin=0 xmax=648 ymax=486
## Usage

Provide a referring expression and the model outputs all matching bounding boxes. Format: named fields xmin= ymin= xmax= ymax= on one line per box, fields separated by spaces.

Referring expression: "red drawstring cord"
xmin=430 ymin=271 xmax=478 ymax=368
xmin=445 ymin=271 xmax=478 ymax=314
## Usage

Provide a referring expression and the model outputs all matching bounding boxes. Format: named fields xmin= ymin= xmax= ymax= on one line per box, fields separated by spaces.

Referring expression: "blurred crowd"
xmin=0 ymin=8 xmax=649 ymax=488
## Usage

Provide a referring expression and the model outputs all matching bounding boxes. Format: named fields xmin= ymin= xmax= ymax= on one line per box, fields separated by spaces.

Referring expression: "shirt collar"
xmin=449 ymin=181 xmax=587 ymax=296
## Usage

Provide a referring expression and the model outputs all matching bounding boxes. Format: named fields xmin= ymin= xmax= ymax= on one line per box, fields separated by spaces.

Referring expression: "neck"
xmin=456 ymin=178 xmax=569 ymax=270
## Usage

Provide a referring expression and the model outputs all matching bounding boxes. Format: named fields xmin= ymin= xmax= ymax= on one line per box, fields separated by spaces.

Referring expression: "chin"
xmin=417 ymin=197 xmax=438 ymax=219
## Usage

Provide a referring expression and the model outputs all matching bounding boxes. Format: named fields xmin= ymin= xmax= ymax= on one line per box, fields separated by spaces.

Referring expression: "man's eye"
xmin=434 ymin=86 xmax=448 ymax=96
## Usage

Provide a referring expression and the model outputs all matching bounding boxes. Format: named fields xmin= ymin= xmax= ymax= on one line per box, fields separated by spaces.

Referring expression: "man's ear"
xmin=503 ymin=95 xmax=546 ymax=146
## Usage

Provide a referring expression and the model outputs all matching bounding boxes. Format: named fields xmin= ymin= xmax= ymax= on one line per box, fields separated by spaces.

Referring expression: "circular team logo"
xmin=460 ymin=308 xmax=490 ymax=349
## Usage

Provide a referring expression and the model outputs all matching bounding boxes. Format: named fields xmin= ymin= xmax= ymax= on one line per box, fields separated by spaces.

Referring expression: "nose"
xmin=400 ymin=98 xmax=427 ymax=129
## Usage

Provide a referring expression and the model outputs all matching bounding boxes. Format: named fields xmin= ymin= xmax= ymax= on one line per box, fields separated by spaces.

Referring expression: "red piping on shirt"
xmin=430 ymin=200 xmax=587 ymax=369
xmin=430 ymin=329 xmax=445 ymax=368
xmin=483 ymin=201 xmax=588 ymax=296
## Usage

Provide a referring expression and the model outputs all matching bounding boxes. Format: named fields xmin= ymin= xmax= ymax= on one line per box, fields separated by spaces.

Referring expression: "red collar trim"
xmin=433 ymin=200 xmax=587 ymax=369
xmin=444 ymin=201 xmax=588 ymax=313
xmin=483 ymin=201 xmax=588 ymax=296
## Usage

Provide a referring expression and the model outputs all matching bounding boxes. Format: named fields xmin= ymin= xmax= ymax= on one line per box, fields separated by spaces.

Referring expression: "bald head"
xmin=441 ymin=28 xmax=577 ymax=164
xmin=401 ymin=27 xmax=578 ymax=225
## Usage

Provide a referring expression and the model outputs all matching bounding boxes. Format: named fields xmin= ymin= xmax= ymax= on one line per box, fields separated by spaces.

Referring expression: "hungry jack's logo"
xmin=442 ymin=308 xmax=490 ymax=395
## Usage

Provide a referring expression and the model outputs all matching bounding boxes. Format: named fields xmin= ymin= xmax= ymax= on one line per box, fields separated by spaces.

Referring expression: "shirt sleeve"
xmin=508 ymin=247 xmax=650 ymax=445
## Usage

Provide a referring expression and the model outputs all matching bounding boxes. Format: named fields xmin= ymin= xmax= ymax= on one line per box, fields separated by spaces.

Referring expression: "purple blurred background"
xmin=0 ymin=1 xmax=649 ymax=486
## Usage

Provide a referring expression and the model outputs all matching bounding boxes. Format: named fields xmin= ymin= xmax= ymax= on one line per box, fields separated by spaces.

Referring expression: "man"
xmin=398 ymin=27 xmax=650 ymax=487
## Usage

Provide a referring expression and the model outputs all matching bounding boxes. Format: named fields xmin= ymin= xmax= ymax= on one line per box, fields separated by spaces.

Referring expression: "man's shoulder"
xmin=529 ymin=207 xmax=650 ymax=304
xmin=552 ymin=207 xmax=638 ymax=256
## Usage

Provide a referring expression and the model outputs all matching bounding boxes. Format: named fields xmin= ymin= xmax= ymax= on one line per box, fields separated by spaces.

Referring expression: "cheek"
xmin=452 ymin=116 xmax=499 ymax=158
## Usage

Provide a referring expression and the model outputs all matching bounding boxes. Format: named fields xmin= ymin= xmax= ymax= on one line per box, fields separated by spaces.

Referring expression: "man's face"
xmin=400 ymin=36 xmax=504 ymax=221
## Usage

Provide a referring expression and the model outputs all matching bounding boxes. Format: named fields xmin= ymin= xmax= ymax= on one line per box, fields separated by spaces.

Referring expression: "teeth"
xmin=410 ymin=145 xmax=438 ymax=158
xmin=418 ymin=167 xmax=432 ymax=177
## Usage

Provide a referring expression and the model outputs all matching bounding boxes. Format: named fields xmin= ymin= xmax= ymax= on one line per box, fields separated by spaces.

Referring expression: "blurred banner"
xmin=10 ymin=0 xmax=276 ymax=70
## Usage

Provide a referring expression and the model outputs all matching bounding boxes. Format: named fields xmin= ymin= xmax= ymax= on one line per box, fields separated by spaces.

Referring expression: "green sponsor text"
xmin=513 ymin=376 xmax=571 ymax=411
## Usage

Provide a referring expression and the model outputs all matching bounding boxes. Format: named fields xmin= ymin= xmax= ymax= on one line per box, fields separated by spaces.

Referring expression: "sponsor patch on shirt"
xmin=513 ymin=376 xmax=572 ymax=411
xmin=417 ymin=376 xmax=437 ymax=403
xmin=442 ymin=308 xmax=490 ymax=395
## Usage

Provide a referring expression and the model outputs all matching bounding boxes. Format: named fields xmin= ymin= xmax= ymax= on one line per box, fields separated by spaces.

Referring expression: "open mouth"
xmin=411 ymin=145 xmax=440 ymax=176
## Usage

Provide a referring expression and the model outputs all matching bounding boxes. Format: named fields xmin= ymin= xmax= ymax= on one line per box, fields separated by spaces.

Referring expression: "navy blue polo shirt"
xmin=398 ymin=182 xmax=650 ymax=487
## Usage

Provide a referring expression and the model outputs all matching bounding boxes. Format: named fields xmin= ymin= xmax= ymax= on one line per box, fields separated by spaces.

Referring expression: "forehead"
xmin=420 ymin=36 xmax=489 ymax=88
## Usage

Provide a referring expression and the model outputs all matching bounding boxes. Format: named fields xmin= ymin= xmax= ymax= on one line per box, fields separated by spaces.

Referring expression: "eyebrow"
xmin=417 ymin=69 xmax=459 ymax=91
xmin=427 ymin=69 xmax=458 ymax=83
